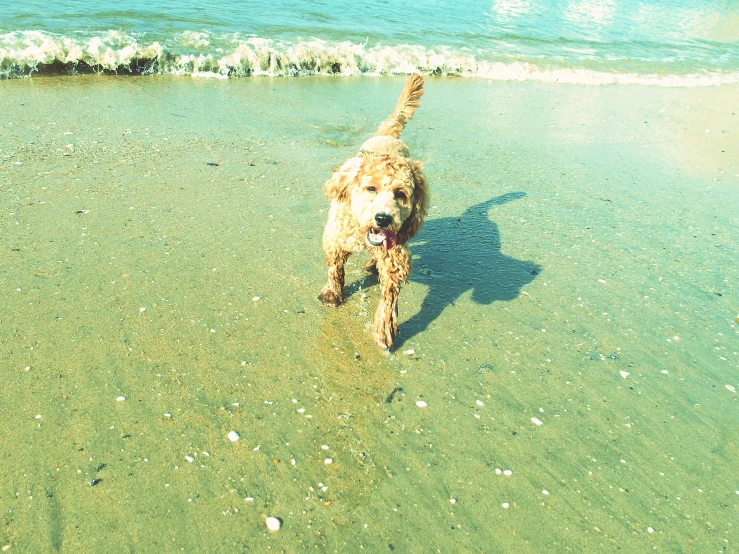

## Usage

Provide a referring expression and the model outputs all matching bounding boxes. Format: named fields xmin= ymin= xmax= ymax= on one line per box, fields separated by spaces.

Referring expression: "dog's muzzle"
xmin=367 ymin=227 xmax=398 ymax=250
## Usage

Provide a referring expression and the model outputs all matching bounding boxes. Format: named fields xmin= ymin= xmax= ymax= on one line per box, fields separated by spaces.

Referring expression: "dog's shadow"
xmin=344 ymin=192 xmax=540 ymax=349
xmin=398 ymin=191 xmax=541 ymax=348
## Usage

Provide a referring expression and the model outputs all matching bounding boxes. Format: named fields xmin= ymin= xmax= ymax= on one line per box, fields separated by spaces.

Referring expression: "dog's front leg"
xmin=319 ymin=247 xmax=350 ymax=307
xmin=372 ymin=247 xmax=411 ymax=349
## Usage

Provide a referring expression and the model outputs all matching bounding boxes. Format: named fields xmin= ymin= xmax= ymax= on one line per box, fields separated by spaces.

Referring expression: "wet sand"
xmin=1 ymin=75 xmax=738 ymax=551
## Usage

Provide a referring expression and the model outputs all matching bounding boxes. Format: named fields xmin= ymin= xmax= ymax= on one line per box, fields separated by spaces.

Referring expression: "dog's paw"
xmin=371 ymin=322 xmax=395 ymax=350
xmin=318 ymin=289 xmax=343 ymax=307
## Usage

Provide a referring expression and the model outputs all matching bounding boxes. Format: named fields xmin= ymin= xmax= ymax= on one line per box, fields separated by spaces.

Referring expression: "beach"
xmin=1 ymin=75 xmax=738 ymax=551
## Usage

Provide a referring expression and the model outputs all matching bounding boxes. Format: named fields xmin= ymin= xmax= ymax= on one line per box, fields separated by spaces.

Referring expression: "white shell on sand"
xmin=416 ymin=400 xmax=427 ymax=408
xmin=227 ymin=431 xmax=240 ymax=442
xmin=531 ymin=417 xmax=543 ymax=426
xmin=265 ymin=517 xmax=281 ymax=532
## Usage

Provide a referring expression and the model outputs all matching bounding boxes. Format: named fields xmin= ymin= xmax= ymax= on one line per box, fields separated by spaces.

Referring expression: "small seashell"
xmin=531 ymin=417 xmax=543 ymax=426
xmin=265 ymin=517 xmax=281 ymax=532
xmin=416 ymin=400 xmax=427 ymax=408
xmin=227 ymin=431 xmax=240 ymax=442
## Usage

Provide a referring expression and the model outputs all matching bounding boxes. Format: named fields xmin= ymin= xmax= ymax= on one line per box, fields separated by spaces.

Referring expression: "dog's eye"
xmin=366 ymin=186 xmax=377 ymax=193
xmin=394 ymin=190 xmax=408 ymax=202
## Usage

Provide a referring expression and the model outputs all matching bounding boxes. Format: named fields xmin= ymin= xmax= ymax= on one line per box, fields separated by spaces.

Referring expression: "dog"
xmin=318 ymin=74 xmax=429 ymax=349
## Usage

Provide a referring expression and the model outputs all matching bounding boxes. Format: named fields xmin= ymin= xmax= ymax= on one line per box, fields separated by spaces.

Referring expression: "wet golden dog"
xmin=318 ymin=74 xmax=429 ymax=349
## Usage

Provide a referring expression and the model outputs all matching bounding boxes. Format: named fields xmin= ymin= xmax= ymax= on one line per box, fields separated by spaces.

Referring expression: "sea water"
xmin=2 ymin=0 xmax=738 ymax=85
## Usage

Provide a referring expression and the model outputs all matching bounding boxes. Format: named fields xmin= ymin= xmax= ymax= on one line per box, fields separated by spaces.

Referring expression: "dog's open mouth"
xmin=367 ymin=228 xmax=398 ymax=250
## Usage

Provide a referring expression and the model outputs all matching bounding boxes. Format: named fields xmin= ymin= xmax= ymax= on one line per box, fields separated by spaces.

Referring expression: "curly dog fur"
xmin=318 ymin=74 xmax=429 ymax=349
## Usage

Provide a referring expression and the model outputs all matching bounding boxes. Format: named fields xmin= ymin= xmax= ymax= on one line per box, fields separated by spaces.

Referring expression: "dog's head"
xmin=324 ymin=154 xmax=428 ymax=250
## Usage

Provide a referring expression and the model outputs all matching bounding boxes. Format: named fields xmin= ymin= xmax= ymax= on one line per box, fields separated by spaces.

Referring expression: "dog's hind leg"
xmin=363 ymin=253 xmax=378 ymax=274
xmin=319 ymin=247 xmax=350 ymax=307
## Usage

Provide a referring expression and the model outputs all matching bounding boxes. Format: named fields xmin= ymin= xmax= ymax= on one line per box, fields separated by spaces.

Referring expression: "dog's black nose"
xmin=374 ymin=213 xmax=393 ymax=228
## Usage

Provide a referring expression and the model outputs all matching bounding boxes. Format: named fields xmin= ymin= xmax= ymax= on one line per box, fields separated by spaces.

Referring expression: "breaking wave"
xmin=2 ymin=30 xmax=738 ymax=87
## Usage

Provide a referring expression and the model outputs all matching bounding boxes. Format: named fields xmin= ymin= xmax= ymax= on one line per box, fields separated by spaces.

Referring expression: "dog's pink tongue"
xmin=383 ymin=231 xmax=398 ymax=250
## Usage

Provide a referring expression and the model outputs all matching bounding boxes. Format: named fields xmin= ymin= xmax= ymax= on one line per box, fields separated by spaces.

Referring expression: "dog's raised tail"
xmin=375 ymin=73 xmax=424 ymax=139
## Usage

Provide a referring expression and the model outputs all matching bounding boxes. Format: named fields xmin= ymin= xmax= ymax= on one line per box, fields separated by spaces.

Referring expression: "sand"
xmin=1 ymin=75 xmax=738 ymax=551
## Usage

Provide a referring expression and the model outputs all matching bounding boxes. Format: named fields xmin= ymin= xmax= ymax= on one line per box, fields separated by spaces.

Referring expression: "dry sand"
xmin=1 ymin=75 xmax=737 ymax=551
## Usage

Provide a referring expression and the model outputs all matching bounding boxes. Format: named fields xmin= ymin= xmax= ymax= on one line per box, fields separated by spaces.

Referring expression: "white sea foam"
xmin=1 ymin=30 xmax=737 ymax=87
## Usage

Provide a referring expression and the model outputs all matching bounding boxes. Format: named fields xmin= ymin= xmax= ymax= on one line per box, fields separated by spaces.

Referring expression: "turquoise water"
xmin=2 ymin=0 xmax=738 ymax=84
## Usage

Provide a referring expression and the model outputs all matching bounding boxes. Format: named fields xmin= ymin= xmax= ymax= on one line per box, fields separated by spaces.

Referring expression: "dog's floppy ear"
xmin=398 ymin=160 xmax=429 ymax=244
xmin=324 ymin=157 xmax=363 ymax=202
